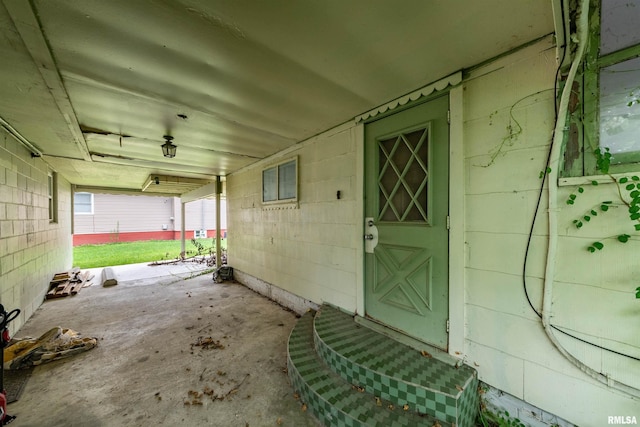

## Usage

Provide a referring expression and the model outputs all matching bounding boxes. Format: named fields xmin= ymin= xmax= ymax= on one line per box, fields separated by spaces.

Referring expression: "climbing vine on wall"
xmin=564 ymin=147 xmax=640 ymax=298
xmin=566 ymin=148 xmax=640 ymax=250
xmin=475 ymin=89 xmax=553 ymax=168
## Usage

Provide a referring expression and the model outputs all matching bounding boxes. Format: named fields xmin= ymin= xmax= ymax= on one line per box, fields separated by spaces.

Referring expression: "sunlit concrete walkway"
xmin=9 ymin=262 xmax=319 ymax=427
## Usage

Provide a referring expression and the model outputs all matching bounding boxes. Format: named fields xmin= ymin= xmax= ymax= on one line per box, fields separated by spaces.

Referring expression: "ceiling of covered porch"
xmin=0 ymin=0 xmax=555 ymax=195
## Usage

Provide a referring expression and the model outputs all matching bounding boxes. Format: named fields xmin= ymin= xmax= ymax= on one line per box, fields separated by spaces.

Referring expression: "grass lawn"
xmin=73 ymin=238 xmax=226 ymax=269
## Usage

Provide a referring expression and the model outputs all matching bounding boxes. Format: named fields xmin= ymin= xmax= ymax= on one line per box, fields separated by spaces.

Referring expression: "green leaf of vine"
xmin=593 ymin=241 xmax=604 ymax=250
xmin=636 ymin=287 xmax=640 ymax=299
xmin=618 ymin=234 xmax=631 ymax=243
xmin=592 ymin=180 xmax=598 ymax=186
xmin=601 ymin=204 xmax=609 ymax=211
xmin=633 ymin=176 xmax=640 ymax=181
xmin=588 ymin=246 xmax=596 ymax=253
xmin=626 ymin=183 xmax=635 ymax=191
xmin=636 ymin=224 xmax=640 ymax=231
xmin=590 ymin=210 xmax=598 ymax=216
xmin=620 ymin=177 xmax=629 ymax=184
xmin=630 ymin=213 xmax=640 ymax=221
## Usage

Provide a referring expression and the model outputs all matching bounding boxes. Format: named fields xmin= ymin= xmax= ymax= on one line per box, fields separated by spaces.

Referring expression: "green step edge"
xmin=287 ymin=311 xmax=448 ymax=427
xmin=312 ymin=305 xmax=479 ymax=427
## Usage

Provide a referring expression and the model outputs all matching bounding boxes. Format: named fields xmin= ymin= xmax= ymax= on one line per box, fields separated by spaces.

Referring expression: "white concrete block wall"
xmin=227 ymin=123 xmax=361 ymax=312
xmin=0 ymin=128 xmax=72 ymax=334
xmin=226 ymin=36 xmax=639 ymax=425
xmin=462 ymin=38 xmax=639 ymax=424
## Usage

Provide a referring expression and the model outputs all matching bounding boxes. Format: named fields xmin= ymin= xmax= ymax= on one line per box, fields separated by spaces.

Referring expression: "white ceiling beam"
xmin=181 ymin=181 xmax=225 ymax=203
xmin=88 ymin=154 xmax=220 ymax=177
xmin=141 ymin=174 xmax=211 ymax=192
xmin=3 ymin=0 xmax=91 ymax=161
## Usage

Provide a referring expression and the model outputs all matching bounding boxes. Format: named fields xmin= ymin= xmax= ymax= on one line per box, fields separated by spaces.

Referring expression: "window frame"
xmin=48 ymin=171 xmax=58 ymax=223
xmin=74 ymin=192 xmax=94 ymax=215
xmin=262 ymin=156 xmax=298 ymax=205
xmin=566 ymin=0 xmax=640 ymax=177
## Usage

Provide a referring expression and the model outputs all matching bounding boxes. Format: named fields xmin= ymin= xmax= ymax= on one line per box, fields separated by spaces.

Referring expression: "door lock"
xmin=364 ymin=217 xmax=378 ymax=253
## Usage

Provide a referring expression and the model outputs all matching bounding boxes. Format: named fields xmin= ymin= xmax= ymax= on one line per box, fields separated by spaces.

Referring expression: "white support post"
xmin=215 ymin=176 xmax=222 ymax=266
xmin=181 ymin=201 xmax=186 ymax=258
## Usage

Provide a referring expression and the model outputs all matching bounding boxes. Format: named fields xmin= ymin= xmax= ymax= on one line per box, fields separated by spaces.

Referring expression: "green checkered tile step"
xmin=288 ymin=310 xmax=451 ymax=427
xmin=313 ymin=305 xmax=479 ymax=427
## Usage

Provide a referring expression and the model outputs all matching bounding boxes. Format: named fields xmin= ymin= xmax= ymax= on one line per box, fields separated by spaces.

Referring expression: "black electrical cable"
xmin=522 ymin=0 xmax=640 ymax=363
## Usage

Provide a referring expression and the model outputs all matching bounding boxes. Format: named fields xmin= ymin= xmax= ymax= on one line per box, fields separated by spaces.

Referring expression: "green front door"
xmin=364 ymin=95 xmax=449 ymax=350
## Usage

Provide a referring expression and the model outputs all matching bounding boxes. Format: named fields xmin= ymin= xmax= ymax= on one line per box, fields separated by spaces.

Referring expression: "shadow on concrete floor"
xmin=9 ymin=262 xmax=320 ymax=427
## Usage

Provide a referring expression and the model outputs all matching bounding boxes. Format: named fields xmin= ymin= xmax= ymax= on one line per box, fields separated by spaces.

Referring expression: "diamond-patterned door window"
xmin=378 ymin=127 xmax=429 ymax=222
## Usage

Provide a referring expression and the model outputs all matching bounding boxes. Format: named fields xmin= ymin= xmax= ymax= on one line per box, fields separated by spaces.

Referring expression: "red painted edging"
xmin=73 ymin=229 xmax=227 ymax=246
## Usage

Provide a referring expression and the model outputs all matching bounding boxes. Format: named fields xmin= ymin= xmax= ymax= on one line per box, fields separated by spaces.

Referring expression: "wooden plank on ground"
xmin=47 ymin=269 xmax=93 ymax=299
xmin=47 ymin=281 xmax=70 ymax=299
xmin=71 ymin=271 xmax=92 ymax=295
xmin=46 ymin=286 xmax=60 ymax=299
xmin=50 ymin=272 xmax=70 ymax=285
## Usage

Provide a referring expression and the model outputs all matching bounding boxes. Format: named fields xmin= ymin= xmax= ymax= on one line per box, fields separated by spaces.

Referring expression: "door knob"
xmin=364 ymin=217 xmax=378 ymax=253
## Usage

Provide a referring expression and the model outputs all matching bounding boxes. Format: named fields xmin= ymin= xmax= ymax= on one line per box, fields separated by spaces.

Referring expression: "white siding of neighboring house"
xmin=183 ymin=198 xmax=227 ymax=235
xmin=226 ymin=36 xmax=639 ymax=426
xmin=74 ymin=194 xmax=226 ymax=236
xmin=0 ymin=127 xmax=72 ymax=334
xmin=74 ymin=193 xmax=174 ymax=234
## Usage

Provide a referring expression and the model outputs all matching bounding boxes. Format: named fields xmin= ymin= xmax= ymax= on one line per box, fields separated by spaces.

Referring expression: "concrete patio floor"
xmin=8 ymin=262 xmax=320 ymax=427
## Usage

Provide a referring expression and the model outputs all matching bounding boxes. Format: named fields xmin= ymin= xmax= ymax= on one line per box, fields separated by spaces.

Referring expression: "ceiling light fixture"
xmin=161 ymin=135 xmax=177 ymax=158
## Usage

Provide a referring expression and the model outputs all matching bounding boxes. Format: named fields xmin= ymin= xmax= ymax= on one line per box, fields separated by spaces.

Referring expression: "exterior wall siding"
xmin=74 ymin=194 xmax=174 ymax=234
xmin=184 ymin=198 xmax=226 ymax=233
xmin=0 ymin=128 xmax=72 ymax=335
xmin=461 ymin=38 xmax=638 ymax=425
xmin=226 ymin=37 xmax=639 ymax=426
xmin=73 ymin=195 xmax=226 ymax=245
